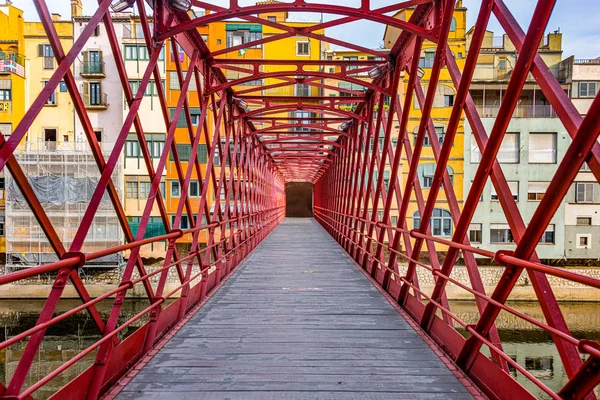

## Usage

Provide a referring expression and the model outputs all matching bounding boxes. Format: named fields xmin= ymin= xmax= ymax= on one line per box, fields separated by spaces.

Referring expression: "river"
xmin=0 ymin=299 xmax=599 ymax=399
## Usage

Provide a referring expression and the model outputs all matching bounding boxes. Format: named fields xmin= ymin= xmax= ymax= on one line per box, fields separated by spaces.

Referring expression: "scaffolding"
xmin=4 ymin=140 xmax=123 ymax=271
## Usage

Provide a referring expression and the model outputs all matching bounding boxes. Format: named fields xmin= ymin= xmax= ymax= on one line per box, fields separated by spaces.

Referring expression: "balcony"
xmin=0 ymin=52 xmax=25 ymax=77
xmin=80 ymin=61 xmax=105 ymax=78
xmin=475 ymin=104 xmax=557 ymax=118
xmin=83 ymin=92 xmax=108 ymax=109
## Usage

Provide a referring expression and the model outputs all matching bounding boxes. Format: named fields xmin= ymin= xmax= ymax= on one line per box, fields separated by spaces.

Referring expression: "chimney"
xmin=51 ymin=13 xmax=61 ymax=21
xmin=71 ymin=0 xmax=82 ymax=18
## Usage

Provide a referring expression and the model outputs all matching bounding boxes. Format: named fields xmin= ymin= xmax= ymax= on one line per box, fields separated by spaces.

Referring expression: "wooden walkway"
xmin=117 ymin=218 xmax=473 ymax=399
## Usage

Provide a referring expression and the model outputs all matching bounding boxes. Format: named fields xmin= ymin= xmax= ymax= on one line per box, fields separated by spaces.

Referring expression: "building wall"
xmin=24 ymin=20 xmax=74 ymax=149
xmin=388 ymin=5 xmax=467 ymax=249
xmin=464 ymin=118 xmax=569 ymax=259
xmin=73 ymin=16 xmax=125 ymax=148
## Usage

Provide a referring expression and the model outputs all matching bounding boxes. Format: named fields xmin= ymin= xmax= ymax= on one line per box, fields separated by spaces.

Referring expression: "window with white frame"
xmin=576 ymin=182 xmax=594 ymax=203
xmin=469 ymin=223 xmax=482 ymax=243
xmin=490 ymin=224 xmax=514 ymax=243
xmin=491 ymin=181 xmax=519 ymax=201
xmin=539 ymin=224 xmax=555 ymax=244
xmin=296 ymin=41 xmax=310 ymax=56
xmin=577 ymin=234 xmax=592 ymax=249
xmin=529 ymin=133 xmax=557 ymax=163
xmin=295 ymin=83 xmax=310 ymax=97
xmin=580 ymin=162 xmax=591 ymax=172
xmin=579 ymin=81 xmax=598 ymax=98
xmin=171 ymin=180 xmax=181 ymax=198
xmin=471 ymin=132 xmax=519 ymax=163
xmin=527 ymin=182 xmax=549 ymax=201
xmin=413 ymin=208 xmax=452 ymax=237
xmin=189 ymin=181 xmax=200 ymax=197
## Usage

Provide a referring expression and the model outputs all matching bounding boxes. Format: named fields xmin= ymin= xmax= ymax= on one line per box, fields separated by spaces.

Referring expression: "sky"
xmin=14 ymin=0 xmax=600 ymax=59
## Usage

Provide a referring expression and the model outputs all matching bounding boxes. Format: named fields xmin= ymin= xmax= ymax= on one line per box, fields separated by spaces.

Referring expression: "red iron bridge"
xmin=1 ymin=0 xmax=600 ymax=399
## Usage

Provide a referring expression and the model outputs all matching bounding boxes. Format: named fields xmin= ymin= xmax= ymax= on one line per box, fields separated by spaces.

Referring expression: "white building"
xmin=558 ymin=56 xmax=600 ymax=259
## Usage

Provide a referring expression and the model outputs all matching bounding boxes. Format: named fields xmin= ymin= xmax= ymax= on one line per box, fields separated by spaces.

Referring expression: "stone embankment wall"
xmin=1 ymin=263 xmax=599 ymax=301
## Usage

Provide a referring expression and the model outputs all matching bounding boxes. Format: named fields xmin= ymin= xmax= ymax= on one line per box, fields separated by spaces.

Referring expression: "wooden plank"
xmin=118 ymin=218 xmax=472 ymax=399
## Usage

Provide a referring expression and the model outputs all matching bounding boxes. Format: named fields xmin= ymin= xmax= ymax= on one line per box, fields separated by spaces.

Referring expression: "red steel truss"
xmin=0 ymin=0 xmax=599 ymax=399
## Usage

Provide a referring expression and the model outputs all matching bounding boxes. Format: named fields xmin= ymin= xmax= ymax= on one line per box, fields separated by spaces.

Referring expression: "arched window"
xmin=450 ymin=17 xmax=457 ymax=32
xmin=412 ymin=208 xmax=453 ymax=237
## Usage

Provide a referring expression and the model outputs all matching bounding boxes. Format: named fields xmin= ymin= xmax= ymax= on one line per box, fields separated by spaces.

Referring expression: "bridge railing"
xmin=314 ymin=206 xmax=600 ymax=399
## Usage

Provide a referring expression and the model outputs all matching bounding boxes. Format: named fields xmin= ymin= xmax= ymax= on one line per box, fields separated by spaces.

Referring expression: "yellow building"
xmin=383 ymin=2 xmax=467 ymax=248
xmin=24 ymin=15 xmax=74 ymax=151
xmin=0 ymin=2 xmax=26 ymax=255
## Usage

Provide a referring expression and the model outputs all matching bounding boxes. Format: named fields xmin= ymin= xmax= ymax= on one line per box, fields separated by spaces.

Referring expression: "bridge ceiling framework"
xmin=0 ymin=0 xmax=599 ymax=399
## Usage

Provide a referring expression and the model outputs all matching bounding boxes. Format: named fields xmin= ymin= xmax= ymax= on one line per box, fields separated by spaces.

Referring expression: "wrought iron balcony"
xmin=80 ymin=61 xmax=106 ymax=78
xmin=83 ymin=92 xmax=108 ymax=109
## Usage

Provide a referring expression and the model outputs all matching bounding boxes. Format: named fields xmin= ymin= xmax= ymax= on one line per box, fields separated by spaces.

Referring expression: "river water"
xmin=0 ymin=299 xmax=599 ymax=399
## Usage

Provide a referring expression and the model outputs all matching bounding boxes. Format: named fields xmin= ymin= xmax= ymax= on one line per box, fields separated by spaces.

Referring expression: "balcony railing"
xmin=574 ymin=58 xmax=600 ymax=65
xmin=0 ymin=52 xmax=25 ymax=77
xmin=83 ymin=92 xmax=108 ymax=109
xmin=15 ymin=140 xmax=115 ymax=154
xmin=80 ymin=61 xmax=105 ymax=77
xmin=476 ymin=104 xmax=557 ymax=118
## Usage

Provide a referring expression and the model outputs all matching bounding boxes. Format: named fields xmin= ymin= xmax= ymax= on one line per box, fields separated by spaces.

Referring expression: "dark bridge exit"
xmin=286 ymin=182 xmax=313 ymax=217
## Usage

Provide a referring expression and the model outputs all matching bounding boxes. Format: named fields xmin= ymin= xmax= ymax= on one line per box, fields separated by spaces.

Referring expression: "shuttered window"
xmin=529 ymin=133 xmax=557 ymax=163
xmin=527 ymin=182 xmax=549 ymax=201
xmin=491 ymin=181 xmax=519 ymax=201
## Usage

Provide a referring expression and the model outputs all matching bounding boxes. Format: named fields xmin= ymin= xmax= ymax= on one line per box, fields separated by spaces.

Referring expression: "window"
xmin=267 ymin=16 xmax=276 ymax=22
xmin=444 ymin=94 xmax=454 ymax=107
xmin=0 ymin=89 xmax=11 ymax=101
xmin=189 ymin=181 xmax=200 ymax=197
xmin=296 ymin=41 xmax=310 ymax=56
xmin=577 ymin=234 xmax=592 ymax=249
xmin=225 ymin=26 xmax=262 ymax=49
xmin=576 ymin=217 xmax=592 ymax=226
xmin=94 ymin=130 xmax=102 ymax=142
xmin=391 ymin=216 xmax=398 ymax=226
xmin=491 ymin=181 xmax=518 ymax=201
xmin=539 ymin=224 xmax=555 ymax=244
xmin=529 ymin=133 xmax=557 ymax=163
xmin=59 ymin=81 xmax=67 ymax=92
xmin=92 ymin=25 xmax=100 ymax=36
xmin=126 ymin=181 xmax=138 ymax=198
xmin=0 ymin=216 xmax=4 ymax=236
xmin=419 ymin=50 xmax=435 ymax=68
xmin=295 ymin=83 xmax=310 ymax=97
xmin=418 ymin=163 xmax=453 ymax=189
xmin=471 ymin=133 xmax=519 ymax=163
xmin=38 ymin=44 xmax=54 ymax=69
xmin=499 ymin=59 xmax=506 ymax=71
xmin=413 ymin=208 xmax=452 ymax=237
xmin=576 ymin=182 xmax=594 ymax=203
xmin=88 ymin=82 xmax=102 ymax=106
xmin=527 ymin=182 xmax=549 ymax=201
xmin=490 ymin=224 xmax=514 ymax=243
xmin=198 ymin=144 xmax=208 ymax=163
xmin=171 ymin=214 xmax=189 ymax=229
xmin=579 ymin=82 xmax=598 ymax=98
xmin=580 ymin=162 xmax=591 ymax=172
xmin=171 ymin=181 xmax=181 ymax=197
xmin=450 ymin=17 xmax=457 ymax=32
xmin=0 ymin=177 xmax=4 ymax=190
xmin=124 ymin=44 xmax=150 ymax=61
xmin=43 ymin=81 xmax=56 ymax=105
xmin=139 ymin=181 xmax=151 ymax=199
xmin=469 ymin=223 xmax=482 ymax=243
xmin=420 ymin=127 xmax=447 ymax=146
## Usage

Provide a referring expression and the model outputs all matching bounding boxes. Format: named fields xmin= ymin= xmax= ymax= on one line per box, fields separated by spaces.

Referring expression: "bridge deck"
xmin=117 ymin=218 xmax=474 ymax=399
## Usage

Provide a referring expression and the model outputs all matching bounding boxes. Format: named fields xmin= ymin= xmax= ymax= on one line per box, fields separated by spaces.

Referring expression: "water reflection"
xmin=450 ymin=300 xmax=600 ymax=399
xmin=0 ymin=299 xmax=159 ymax=399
